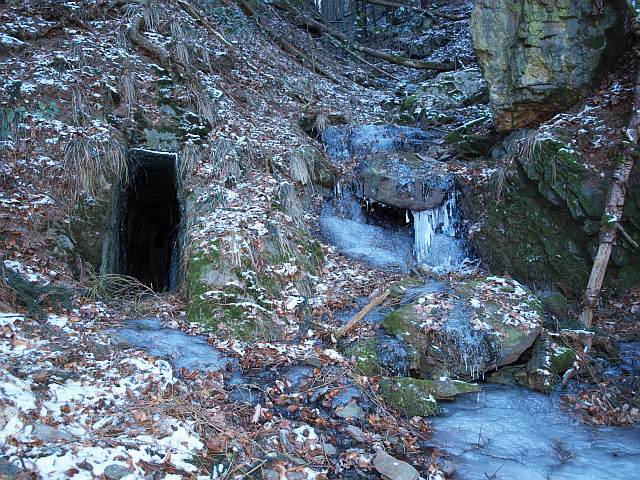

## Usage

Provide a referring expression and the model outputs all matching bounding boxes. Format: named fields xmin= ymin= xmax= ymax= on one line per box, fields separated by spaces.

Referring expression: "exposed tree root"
xmin=127 ymin=14 xmax=172 ymax=69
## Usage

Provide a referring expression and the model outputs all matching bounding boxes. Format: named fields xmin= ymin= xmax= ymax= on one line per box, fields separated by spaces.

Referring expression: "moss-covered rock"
xmin=185 ymin=194 xmax=324 ymax=340
xmin=380 ymin=378 xmax=443 ymax=417
xmin=464 ymin=122 xmax=640 ymax=294
xmin=487 ymin=335 xmax=575 ymax=393
xmin=382 ymin=276 xmax=542 ymax=380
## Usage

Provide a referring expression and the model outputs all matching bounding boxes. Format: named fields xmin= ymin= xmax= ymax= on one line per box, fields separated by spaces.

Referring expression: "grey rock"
xmin=471 ymin=0 xmax=628 ymax=131
xmin=0 ymin=458 xmax=23 ymax=479
xmin=373 ymin=450 xmax=419 ymax=480
xmin=335 ymin=401 xmax=365 ymax=420
xmin=103 ymin=464 xmax=130 ymax=480
xmin=31 ymin=423 xmax=75 ymax=443
xmin=322 ymin=442 xmax=338 ymax=456
xmin=345 ymin=425 xmax=365 ymax=443
xmin=56 ymin=234 xmax=74 ymax=252
xmin=354 ymin=152 xmax=455 ymax=210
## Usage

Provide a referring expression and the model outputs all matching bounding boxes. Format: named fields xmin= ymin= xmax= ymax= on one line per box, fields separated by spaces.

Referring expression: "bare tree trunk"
xmin=362 ymin=0 xmax=467 ymax=21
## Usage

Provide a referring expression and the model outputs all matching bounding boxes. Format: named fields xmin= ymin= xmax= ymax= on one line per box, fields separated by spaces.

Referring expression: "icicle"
xmin=405 ymin=209 xmax=410 ymax=224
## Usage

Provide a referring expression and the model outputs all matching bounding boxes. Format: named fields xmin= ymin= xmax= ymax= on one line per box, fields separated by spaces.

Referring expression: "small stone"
xmin=373 ymin=450 xmax=419 ymax=480
xmin=322 ymin=442 xmax=338 ymax=456
xmin=335 ymin=401 xmax=365 ymax=420
xmin=0 ymin=458 xmax=23 ymax=479
xmin=56 ymin=234 xmax=74 ymax=252
xmin=31 ymin=423 xmax=75 ymax=443
xmin=345 ymin=425 xmax=365 ymax=443
xmin=263 ymin=469 xmax=279 ymax=480
xmin=103 ymin=464 xmax=130 ymax=480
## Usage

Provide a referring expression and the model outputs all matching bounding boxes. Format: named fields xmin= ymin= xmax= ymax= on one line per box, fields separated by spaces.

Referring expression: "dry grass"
xmin=119 ymin=72 xmax=138 ymax=118
xmin=178 ymin=142 xmax=203 ymax=181
xmin=288 ymin=149 xmax=314 ymax=185
xmin=170 ymin=19 xmax=191 ymax=66
xmin=63 ymin=136 xmax=128 ymax=200
xmin=209 ymin=138 xmax=243 ymax=183
xmin=72 ymin=87 xmax=88 ymax=126
xmin=192 ymin=88 xmax=218 ymax=127
xmin=278 ymin=181 xmax=304 ymax=226
xmin=83 ymin=273 xmax=172 ymax=317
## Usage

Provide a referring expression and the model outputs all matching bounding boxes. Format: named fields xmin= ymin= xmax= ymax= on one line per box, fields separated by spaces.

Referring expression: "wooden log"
xmin=270 ymin=1 xmax=454 ymax=71
xmin=335 ymin=290 xmax=390 ymax=339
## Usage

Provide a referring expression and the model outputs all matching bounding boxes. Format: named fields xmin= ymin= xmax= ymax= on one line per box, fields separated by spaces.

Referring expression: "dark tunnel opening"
xmin=121 ymin=150 xmax=181 ymax=292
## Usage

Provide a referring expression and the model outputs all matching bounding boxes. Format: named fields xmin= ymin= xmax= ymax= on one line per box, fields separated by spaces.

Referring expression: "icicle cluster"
xmin=413 ymin=194 xmax=463 ymax=269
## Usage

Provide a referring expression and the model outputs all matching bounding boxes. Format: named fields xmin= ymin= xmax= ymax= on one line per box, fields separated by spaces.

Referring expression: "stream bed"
xmin=110 ymin=320 xmax=640 ymax=479
xmin=432 ymin=384 xmax=640 ymax=479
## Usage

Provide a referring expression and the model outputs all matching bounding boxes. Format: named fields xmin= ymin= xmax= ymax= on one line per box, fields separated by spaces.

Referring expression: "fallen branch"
xmin=616 ymin=222 xmax=639 ymax=250
xmin=271 ymin=1 xmax=454 ymax=71
xmin=335 ymin=290 xmax=390 ymax=339
xmin=362 ymin=0 xmax=468 ymax=21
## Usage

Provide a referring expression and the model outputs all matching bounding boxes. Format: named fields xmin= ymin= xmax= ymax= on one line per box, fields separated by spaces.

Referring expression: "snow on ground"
xmin=0 ymin=313 xmax=208 ymax=479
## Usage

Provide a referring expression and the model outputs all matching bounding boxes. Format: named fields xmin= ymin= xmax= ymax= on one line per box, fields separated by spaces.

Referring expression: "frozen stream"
xmin=432 ymin=384 xmax=640 ymax=479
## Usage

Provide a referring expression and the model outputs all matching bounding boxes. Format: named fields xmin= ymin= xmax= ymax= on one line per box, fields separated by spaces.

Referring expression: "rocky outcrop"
xmin=381 ymin=276 xmax=543 ymax=380
xmin=354 ymin=152 xmax=455 ymax=210
xmin=471 ymin=0 xmax=629 ymax=131
xmin=463 ymin=90 xmax=640 ymax=294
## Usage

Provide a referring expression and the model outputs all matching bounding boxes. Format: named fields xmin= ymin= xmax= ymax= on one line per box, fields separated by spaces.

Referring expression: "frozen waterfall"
xmin=413 ymin=195 xmax=466 ymax=271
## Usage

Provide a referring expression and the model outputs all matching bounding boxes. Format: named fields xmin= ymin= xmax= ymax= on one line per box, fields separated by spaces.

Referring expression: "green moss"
xmin=475 ymin=171 xmax=591 ymax=296
xmin=343 ymin=338 xmax=380 ymax=376
xmin=380 ymin=378 xmax=443 ymax=417
xmin=550 ymin=346 xmax=575 ymax=375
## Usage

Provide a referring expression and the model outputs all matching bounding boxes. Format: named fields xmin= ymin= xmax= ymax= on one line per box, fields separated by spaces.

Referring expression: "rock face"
xmin=463 ymin=96 xmax=640 ymax=294
xmin=382 ymin=276 xmax=543 ymax=380
xmin=471 ymin=0 xmax=629 ymax=131
xmin=373 ymin=450 xmax=419 ymax=480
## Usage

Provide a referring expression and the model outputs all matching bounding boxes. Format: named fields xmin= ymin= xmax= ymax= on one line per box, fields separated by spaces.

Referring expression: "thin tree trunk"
xmin=563 ymin=45 xmax=640 ymax=386
xmin=579 ymin=65 xmax=640 ymax=327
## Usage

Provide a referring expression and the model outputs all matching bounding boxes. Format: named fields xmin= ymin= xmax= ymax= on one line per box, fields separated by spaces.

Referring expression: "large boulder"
xmin=471 ymin=0 xmax=629 ymax=131
xmin=353 ymin=152 xmax=455 ymax=210
xmin=321 ymin=125 xmax=433 ymax=162
xmin=382 ymin=276 xmax=543 ymax=380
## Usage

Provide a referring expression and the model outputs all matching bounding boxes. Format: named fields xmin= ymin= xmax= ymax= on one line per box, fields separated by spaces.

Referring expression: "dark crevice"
xmin=121 ymin=149 xmax=181 ymax=292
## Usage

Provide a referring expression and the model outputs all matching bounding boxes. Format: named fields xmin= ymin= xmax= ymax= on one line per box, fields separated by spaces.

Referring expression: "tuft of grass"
xmin=72 ymin=87 xmax=88 ymax=126
xmin=63 ymin=136 xmax=128 ymax=200
xmin=193 ymin=89 xmax=217 ymax=127
xmin=170 ymin=20 xmax=191 ymax=66
xmin=82 ymin=273 xmax=167 ymax=316
xmin=119 ymin=72 xmax=138 ymax=118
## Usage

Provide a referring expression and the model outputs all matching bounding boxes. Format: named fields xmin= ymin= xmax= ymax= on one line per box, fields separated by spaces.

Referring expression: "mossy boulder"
xmin=380 ymin=378 xmax=443 ymax=417
xmin=382 ymin=276 xmax=542 ymax=380
xmin=185 ymin=195 xmax=323 ymax=339
xmin=539 ymin=291 xmax=570 ymax=319
xmin=487 ymin=335 xmax=575 ymax=393
xmin=464 ymin=120 xmax=640 ymax=294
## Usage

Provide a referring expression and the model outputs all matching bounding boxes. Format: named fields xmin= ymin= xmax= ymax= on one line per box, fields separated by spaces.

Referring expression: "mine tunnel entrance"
xmin=120 ymin=149 xmax=182 ymax=292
